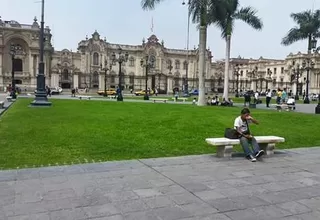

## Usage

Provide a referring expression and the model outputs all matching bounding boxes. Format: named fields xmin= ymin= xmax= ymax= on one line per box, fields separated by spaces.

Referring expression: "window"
xmin=129 ymin=57 xmax=135 ymax=67
xmin=62 ymin=69 xmax=69 ymax=80
xmin=13 ymin=59 xmax=23 ymax=72
xmin=167 ymin=60 xmax=172 ymax=69
xmin=280 ymin=67 xmax=284 ymax=74
xmin=111 ymin=75 xmax=115 ymax=83
xmin=174 ymin=77 xmax=179 ymax=87
xmin=175 ymin=60 xmax=180 ymax=69
xmin=183 ymin=61 xmax=188 ymax=70
xmin=93 ymin=52 xmax=99 ymax=65
xmin=240 ymin=70 xmax=243 ymax=76
xmin=93 ymin=71 xmax=99 ymax=84
xmin=129 ymin=75 xmax=134 ymax=84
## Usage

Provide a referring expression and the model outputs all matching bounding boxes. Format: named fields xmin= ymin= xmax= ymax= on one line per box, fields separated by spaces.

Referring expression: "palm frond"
xmin=281 ymin=28 xmax=308 ymax=45
xmin=140 ymin=0 xmax=165 ymax=10
xmin=234 ymin=6 xmax=263 ymax=30
xmin=290 ymin=10 xmax=312 ymax=26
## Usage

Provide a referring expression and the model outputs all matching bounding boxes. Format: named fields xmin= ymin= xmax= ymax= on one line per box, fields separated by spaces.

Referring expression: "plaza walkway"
xmin=1 ymin=147 xmax=320 ymax=219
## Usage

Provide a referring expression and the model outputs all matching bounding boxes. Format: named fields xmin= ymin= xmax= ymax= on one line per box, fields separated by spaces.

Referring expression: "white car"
xmin=34 ymin=87 xmax=63 ymax=95
xmin=311 ymin=94 xmax=319 ymax=101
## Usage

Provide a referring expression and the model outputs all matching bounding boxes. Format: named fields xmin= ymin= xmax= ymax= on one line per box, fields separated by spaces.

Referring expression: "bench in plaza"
xmin=0 ymin=101 xmax=4 ymax=109
xmin=6 ymin=96 xmax=12 ymax=102
xmin=78 ymin=95 xmax=92 ymax=100
xmin=150 ymin=98 xmax=168 ymax=103
xmin=275 ymin=104 xmax=295 ymax=112
xmin=172 ymin=97 xmax=188 ymax=102
xmin=205 ymin=136 xmax=285 ymax=158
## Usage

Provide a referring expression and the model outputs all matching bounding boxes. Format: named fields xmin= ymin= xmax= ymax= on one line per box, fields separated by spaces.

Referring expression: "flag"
xmin=151 ymin=17 xmax=154 ymax=33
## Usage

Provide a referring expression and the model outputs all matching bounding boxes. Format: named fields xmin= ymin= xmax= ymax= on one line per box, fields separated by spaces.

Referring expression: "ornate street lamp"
xmin=140 ymin=55 xmax=155 ymax=100
xmin=291 ymin=60 xmax=304 ymax=100
xmin=233 ymin=66 xmax=240 ymax=97
xmin=301 ymin=58 xmax=315 ymax=104
xmin=31 ymin=0 xmax=51 ymax=106
xmin=9 ymin=43 xmax=24 ymax=99
xmin=111 ymin=48 xmax=129 ymax=101
xmin=101 ymin=60 xmax=112 ymax=97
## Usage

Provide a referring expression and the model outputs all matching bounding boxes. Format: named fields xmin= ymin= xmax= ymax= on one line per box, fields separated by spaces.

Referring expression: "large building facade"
xmin=1 ymin=18 xmax=320 ymax=94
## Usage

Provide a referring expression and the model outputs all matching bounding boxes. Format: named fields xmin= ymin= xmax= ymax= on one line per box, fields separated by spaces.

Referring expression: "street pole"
xmin=104 ymin=68 xmax=107 ymax=97
xmin=11 ymin=53 xmax=16 ymax=99
xmin=295 ymin=68 xmax=300 ymax=100
xmin=118 ymin=61 xmax=123 ymax=101
xmin=144 ymin=64 xmax=149 ymax=100
xmin=31 ymin=0 xmax=51 ymax=106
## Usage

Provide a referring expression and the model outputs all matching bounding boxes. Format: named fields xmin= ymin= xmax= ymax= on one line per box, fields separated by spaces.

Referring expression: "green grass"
xmin=0 ymin=99 xmax=319 ymax=169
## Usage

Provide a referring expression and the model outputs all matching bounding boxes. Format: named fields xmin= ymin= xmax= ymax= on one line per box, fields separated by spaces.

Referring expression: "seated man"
xmin=234 ymin=108 xmax=265 ymax=162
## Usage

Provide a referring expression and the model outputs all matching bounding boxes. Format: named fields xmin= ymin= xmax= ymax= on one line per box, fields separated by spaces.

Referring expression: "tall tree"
xmin=282 ymin=10 xmax=320 ymax=103
xmin=213 ymin=0 xmax=262 ymax=101
xmin=141 ymin=0 xmax=227 ymax=106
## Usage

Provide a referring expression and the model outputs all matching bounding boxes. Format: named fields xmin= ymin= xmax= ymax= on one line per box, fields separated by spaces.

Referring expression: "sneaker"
xmin=255 ymin=150 xmax=265 ymax=158
xmin=246 ymin=155 xmax=257 ymax=162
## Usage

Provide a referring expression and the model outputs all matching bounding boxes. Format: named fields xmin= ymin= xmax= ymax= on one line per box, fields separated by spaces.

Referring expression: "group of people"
xmin=206 ymin=96 xmax=234 ymax=106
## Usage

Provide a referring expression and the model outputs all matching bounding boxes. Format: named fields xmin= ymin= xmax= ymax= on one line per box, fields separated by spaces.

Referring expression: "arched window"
xmin=62 ymin=69 xmax=69 ymax=80
xmin=93 ymin=52 xmax=99 ymax=65
xmin=129 ymin=57 xmax=135 ymax=67
xmin=13 ymin=59 xmax=23 ymax=72
xmin=175 ymin=60 xmax=180 ymax=69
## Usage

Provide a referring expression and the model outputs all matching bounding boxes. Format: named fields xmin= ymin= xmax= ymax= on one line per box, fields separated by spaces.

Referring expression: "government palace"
xmin=1 ymin=17 xmax=320 ymax=94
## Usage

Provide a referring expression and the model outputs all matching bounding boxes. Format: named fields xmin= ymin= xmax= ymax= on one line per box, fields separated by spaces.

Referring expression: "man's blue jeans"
xmin=240 ymin=136 xmax=260 ymax=157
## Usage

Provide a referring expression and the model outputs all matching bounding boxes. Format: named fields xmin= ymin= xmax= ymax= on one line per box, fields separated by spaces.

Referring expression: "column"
xmin=0 ymin=53 xmax=3 ymax=89
xmin=99 ymin=74 xmax=103 ymax=90
xmin=73 ymin=74 xmax=79 ymax=88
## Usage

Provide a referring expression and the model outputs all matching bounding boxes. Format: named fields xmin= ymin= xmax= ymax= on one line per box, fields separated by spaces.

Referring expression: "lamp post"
xmin=140 ymin=55 xmax=155 ymax=100
xmin=9 ymin=43 xmax=23 ymax=99
xmin=101 ymin=60 xmax=112 ymax=97
xmin=182 ymin=0 xmax=190 ymax=97
xmin=111 ymin=48 xmax=129 ymax=101
xmin=291 ymin=60 xmax=303 ymax=100
xmin=31 ymin=0 xmax=51 ymax=106
xmin=234 ymin=66 xmax=240 ymax=97
xmin=168 ymin=64 xmax=173 ymax=94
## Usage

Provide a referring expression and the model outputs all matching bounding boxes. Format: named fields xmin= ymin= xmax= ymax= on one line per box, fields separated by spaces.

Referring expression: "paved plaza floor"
xmin=1 ymin=148 xmax=320 ymax=220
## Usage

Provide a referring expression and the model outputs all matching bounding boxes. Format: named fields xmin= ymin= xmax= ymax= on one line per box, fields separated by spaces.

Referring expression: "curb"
xmin=0 ymin=101 xmax=14 ymax=118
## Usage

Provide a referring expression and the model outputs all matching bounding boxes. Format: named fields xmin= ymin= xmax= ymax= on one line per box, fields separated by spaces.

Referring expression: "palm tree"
xmin=213 ymin=0 xmax=263 ymax=101
xmin=141 ymin=0 xmax=227 ymax=106
xmin=281 ymin=10 xmax=320 ymax=103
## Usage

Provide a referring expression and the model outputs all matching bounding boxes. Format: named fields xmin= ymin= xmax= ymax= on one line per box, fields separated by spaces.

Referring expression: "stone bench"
xmin=150 ymin=98 xmax=168 ymax=103
xmin=78 ymin=96 xmax=92 ymax=100
xmin=0 ymin=101 xmax=4 ymax=109
xmin=205 ymin=136 xmax=285 ymax=158
xmin=172 ymin=97 xmax=188 ymax=102
xmin=6 ymin=96 xmax=12 ymax=102
xmin=275 ymin=104 xmax=295 ymax=112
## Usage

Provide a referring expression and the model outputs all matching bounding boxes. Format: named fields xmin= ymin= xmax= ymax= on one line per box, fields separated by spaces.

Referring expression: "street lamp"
xmin=182 ymin=0 xmax=190 ymax=96
xmin=9 ymin=43 xmax=23 ymax=99
xmin=101 ymin=60 xmax=112 ymax=97
xmin=111 ymin=48 xmax=129 ymax=101
xmin=234 ymin=66 xmax=240 ymax=97
xmin=291 ymin=61 xmax=304 ymax=100
xmin=31 ymin=0 xmax=51 ymax=106
xmin=301 ymin=58 xmax=315 ymax=104
xmin=140 ymin=55 xmax=155 ymax=100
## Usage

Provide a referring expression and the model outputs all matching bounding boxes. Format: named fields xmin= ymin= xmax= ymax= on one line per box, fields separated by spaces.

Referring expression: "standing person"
xmin=281 ymin=88 xmax=287 ymax=104
xmin=266 ymin=89 xmax=272 ymax=108
xmin=234 ymin=108 xmax=265 ymax=162
xmin=276 ymin=88 xmax=282 ymax=104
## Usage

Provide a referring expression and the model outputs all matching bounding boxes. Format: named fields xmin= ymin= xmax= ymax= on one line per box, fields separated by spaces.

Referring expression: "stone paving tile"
xmin=1 ymin=147 xmax=320 ymax=219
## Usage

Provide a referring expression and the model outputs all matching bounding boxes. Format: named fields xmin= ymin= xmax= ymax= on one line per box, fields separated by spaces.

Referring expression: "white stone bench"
xmin=151 ymin=98 xmax=168 ymax=103
xmin=172 ymin=97 xmax=188 ymax=102
xmin=78 ymin=95 xmax=92 ymax=100
xmin=205 ymin=136 xmax=285 ymax=158
xmin=6 ymin=96 xmax=12 ymax=102
xmin=275 ymin=104 xmax=295 ymax=112
xmin=0 ymin=101 xmax=4 ymax=109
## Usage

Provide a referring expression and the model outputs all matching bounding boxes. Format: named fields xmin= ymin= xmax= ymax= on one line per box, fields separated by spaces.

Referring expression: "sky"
xmin=1 ymin=0 xmax=320 ymax=61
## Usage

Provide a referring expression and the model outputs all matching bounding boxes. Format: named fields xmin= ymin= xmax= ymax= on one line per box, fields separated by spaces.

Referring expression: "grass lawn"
xmin=0 ymin=99 xmax=319 ymax=169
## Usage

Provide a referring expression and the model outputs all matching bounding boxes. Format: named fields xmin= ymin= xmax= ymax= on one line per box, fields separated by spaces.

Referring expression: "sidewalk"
xmin=1 ymin=147 xmax=320 ymax=219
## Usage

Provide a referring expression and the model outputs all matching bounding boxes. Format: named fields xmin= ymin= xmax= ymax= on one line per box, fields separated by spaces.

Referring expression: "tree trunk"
xmin=198 ymin=26 xmax=207 ymax=106
xmin=223 ymin=35 xmax=231 ymax=101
